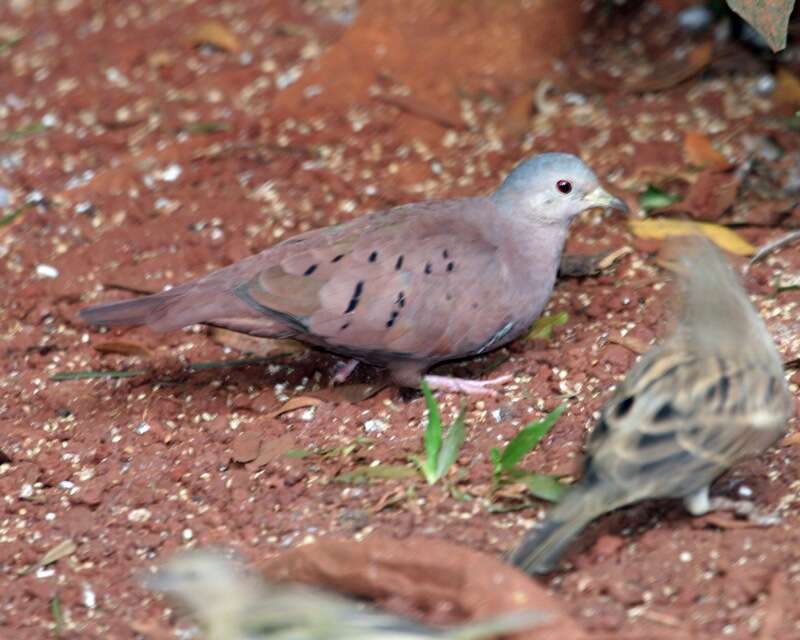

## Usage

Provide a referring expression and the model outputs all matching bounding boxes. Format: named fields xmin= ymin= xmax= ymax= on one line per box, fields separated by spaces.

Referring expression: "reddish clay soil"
xmin=2 ymin=1 xmax=800 ymax=639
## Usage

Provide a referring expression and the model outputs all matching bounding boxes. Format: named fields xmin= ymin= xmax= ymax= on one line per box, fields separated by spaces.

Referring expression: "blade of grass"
xmin=1 ymin=202 xmax=35 ymax=227
xmin=499 ymin=404 xmax=565 ymax=473
xmin=50 ymin=369 xmax=147 ymax=381
xmin=51 ymin=595 xmax=64 ymax=637
xmin=420 ymin=380 xmax=442 ymax=476
xmin=434 ymin=404 xmax=467 ymax=480
xmin=526 ymin=311 xmax=569 ymax=340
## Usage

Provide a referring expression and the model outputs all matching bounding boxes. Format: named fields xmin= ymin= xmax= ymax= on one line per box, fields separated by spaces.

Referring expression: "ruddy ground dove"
xmin=510 ymin=237 xmax=793 ymax=574
xmin=81 ymin=153 xmax=626 ymax=394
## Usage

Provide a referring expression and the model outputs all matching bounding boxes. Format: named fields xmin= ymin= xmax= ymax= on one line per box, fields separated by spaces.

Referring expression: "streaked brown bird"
xmin=80 ymin=153 xmax=626 ymax=395
xmin=144 ymin=549 xmax=548 ymax=640
xmin=510 ymin=237 xmax=793 ymax=574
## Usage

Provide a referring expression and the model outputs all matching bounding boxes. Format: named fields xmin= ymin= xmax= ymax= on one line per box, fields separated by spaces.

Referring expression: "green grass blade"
xmin=51 ymin=595 xmax=64 ymax=636
xmin=526 ymin=311 xmax=569 ymax=340
xmin=499 ymin=404 xmax=565 ymax=472
xmin=434 ymin=404 xmax=467 ymax=480
xmin=639 ymin=184 xmax=681 ymax=211
xmin=420 ymin=380 xmax=442 ymax=468
xmin=521 ymin=474 xmax=567 ymax=503
xmin=50 ymin=369 xmax=147 ymax=380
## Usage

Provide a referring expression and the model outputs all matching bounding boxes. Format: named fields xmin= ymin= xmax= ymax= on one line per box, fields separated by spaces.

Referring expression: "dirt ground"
xmin=2 ymin=0 xmax=800 ymax=638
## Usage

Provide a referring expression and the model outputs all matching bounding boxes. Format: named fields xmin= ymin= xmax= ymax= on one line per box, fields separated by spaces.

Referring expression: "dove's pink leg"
xmin=332 ymin=358 xmax=360 ymax=384
xmin=423 ymin=374 xmax=513 ymax=396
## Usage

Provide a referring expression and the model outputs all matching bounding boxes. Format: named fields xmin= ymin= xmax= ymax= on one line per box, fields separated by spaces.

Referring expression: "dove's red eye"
xmin=556 ymin=180 xmax=572 ymax=194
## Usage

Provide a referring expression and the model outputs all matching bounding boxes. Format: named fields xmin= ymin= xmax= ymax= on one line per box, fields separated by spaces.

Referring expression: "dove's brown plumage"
xmin=81 ymin=153 xmax=626 ymax=392
xmin=510 ymin=237 xmax=793 ymax=574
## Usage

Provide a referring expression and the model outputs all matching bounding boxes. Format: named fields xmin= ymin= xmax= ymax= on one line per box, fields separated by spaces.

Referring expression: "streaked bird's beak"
xmin=584 ymin=186 xmax=629 ymax=213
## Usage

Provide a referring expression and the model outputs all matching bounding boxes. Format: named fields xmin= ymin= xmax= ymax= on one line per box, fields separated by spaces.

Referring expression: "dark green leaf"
xmin=5 ymin=121 xmax=47 ymax=140
xmin=499 ymin=404 xmax=565 ymax=472
xmin=51 ymin=595 xmax=64 ymax=637
xmin=182 ymin=121 xmax=231 ymax=134
xmin=639 ymin=185 xmax=681 ymax=211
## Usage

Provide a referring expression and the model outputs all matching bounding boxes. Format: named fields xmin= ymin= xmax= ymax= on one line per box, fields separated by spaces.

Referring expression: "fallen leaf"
xmin=679 ymin=170 xmax=740 ymax=221
xmin=727 ymin=0 xmax=794 ymax=52
xmin=308 ymin=382 xmax=388 ymax=404
xmin=629 ymin=218 xmax=756 ymax=256
xmin=209 ymin=327 xmax=306 ymax=357
xmin=526 ymin=311 xmax=568 ymax=340
xmin=259 ymin=536 xmax=587 ymax=639
xmin=683 ymin=132 xmax=732 ymax=170
xmin=773 ymin=67 xmax=800 ymax=107
xmin=231 ymin=431 xmax=262 ymax=463
xmin=186 ymin=20 xmax=241 ymax=52
xmin=40 ymin=539 xmax=76 ymax=566
xmin=93 ymin=340 xmax=153 ymax=358
xmin=608 ymin=334 xmax=650 ymax=354
xmin=781 ymin=432 xmax=800 ymax=446
xmin=267 ymin=396 xmax=323 ymax=419
xmin=335 ymin=464 xmax=418 ymax=484
xmin=639 ymin=185 xmax=682 ymax=211
xmin=503 ymin=90 xmax=535 ymax=137
xmin=250 ymin=433 xmax=297 ymax=468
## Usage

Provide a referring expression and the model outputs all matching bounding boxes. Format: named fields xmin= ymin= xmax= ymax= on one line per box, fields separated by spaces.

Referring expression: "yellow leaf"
xmin=629 ymin=218 xmax=755 ymax=256
xmin=186 ymin=21 xmax=241 ymax=53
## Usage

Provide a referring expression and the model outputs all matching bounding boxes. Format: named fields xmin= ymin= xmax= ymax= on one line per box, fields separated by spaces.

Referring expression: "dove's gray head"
xmin=492 ymin=153 xmax=627 ymax=224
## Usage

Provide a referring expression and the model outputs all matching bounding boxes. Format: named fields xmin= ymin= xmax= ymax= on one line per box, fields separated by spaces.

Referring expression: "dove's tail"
xmin=445 ymin=610 xmax=549 ymax=640
xmin=80 ymin=291 xmax=180 ymax=328
xmin=508 ymin=486 xmax=613 ymax=575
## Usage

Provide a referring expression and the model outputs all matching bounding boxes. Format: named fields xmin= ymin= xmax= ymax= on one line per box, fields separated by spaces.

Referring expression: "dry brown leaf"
xmin=40 ymin=539 xmax=76 ymax=566
xmin=186 ymin=21 xmax=241 ymax=53
xmin=267 ymin=396 xmax=323 ymax=419
xmin=209 ymin=327 xmax=307 ymax=357
xmin=259 ymin=536 xmax=587 ymax=639
xmin=773 ymin=68 xmax=800 ymax=108
xmin=608 ymin=334 xmax=649 ymax=355
xmin=93 ymin=340 xmax=153 ymax=358
xmin=679 ymin=170 xmax=740 ymax=221
xmin=250 ymin=433 xmax=297 ymax=468
xmin=629 ymin=218 xmax=756 ymax=256
xmin=683 ymin=132 xmax=732 ymax=170
xmin=308 ymin=383 xmax=388 ymax=404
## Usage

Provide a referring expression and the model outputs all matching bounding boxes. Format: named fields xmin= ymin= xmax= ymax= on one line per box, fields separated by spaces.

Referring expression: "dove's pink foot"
xmin=423 ymin=374 xmax=513 ymax=396
xmin=332 ymin=358 xmax=359 ymax=384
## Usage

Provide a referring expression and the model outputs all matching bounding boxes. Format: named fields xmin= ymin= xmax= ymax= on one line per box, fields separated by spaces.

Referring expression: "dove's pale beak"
xmin=585 ymin=186 xmax=629 ymax=213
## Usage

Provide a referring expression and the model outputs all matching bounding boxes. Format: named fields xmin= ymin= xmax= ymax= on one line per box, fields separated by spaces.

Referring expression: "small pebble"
xmin=35 ymin=264 xmax=59 ymax=279
xmin=679 ymin=551 xmax=692 ymax=563
xmin=363 ymin=418 xmax=388 ymax=433
xmin=128 ymin=508 xmax=152 ymax=523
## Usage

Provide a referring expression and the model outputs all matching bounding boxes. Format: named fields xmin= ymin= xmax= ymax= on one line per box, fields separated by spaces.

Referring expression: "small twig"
xmin=748 ymin=230 xmax=800 ymax=267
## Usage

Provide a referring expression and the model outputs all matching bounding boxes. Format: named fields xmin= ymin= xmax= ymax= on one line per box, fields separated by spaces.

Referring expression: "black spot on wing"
xmin=345 ymin=281 xmax=364 ymax=314
xmin=442 ymin=249 xmax=449 ymax=259
xmin=386 ymin=310 xmax=399 ymax=328
xmin=368 ymin=251 xmax=378 ymax=263
xmin=446 ymin=261 xmax=455 ymax=272
xmin=424 ymin=262 xmax=433 ymax=275
xmin=332 ymin=254 xmax=345 ymax=263
xmin=395 ymin=255 xmax=404 ymax=270
xmin=396 ymin=291 xmax=405 ymax=308
xmin=303 ymin=264 xmax=317 ymax=276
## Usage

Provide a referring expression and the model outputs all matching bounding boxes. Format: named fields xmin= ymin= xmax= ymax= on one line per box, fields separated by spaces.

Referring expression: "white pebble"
xmin=182 ymin=528 xmax=193 ymax=541
xmin=363 ymin=419 xmax=388 ymax=433
xmin=82 ymin=583 xmax=97 ymax=609
xmin=157 ymin=164 xmax=182 ymax=182
xmin=35 ymin=264 xmax=59 ymax=278
xmin=128 ymin=508 xmax=151 ymax=523
xmin=679 ymin=551 xmax=692 ymax=563
xmin=20 ymin=483 xmax=34 ymax=499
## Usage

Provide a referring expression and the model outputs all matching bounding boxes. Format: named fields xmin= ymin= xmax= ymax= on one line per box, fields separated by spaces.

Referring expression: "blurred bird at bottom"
xmin=145 ymin=550 xmax=548 ymax=640
xmin=510 ymin=236 xmax=793 ymax=575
